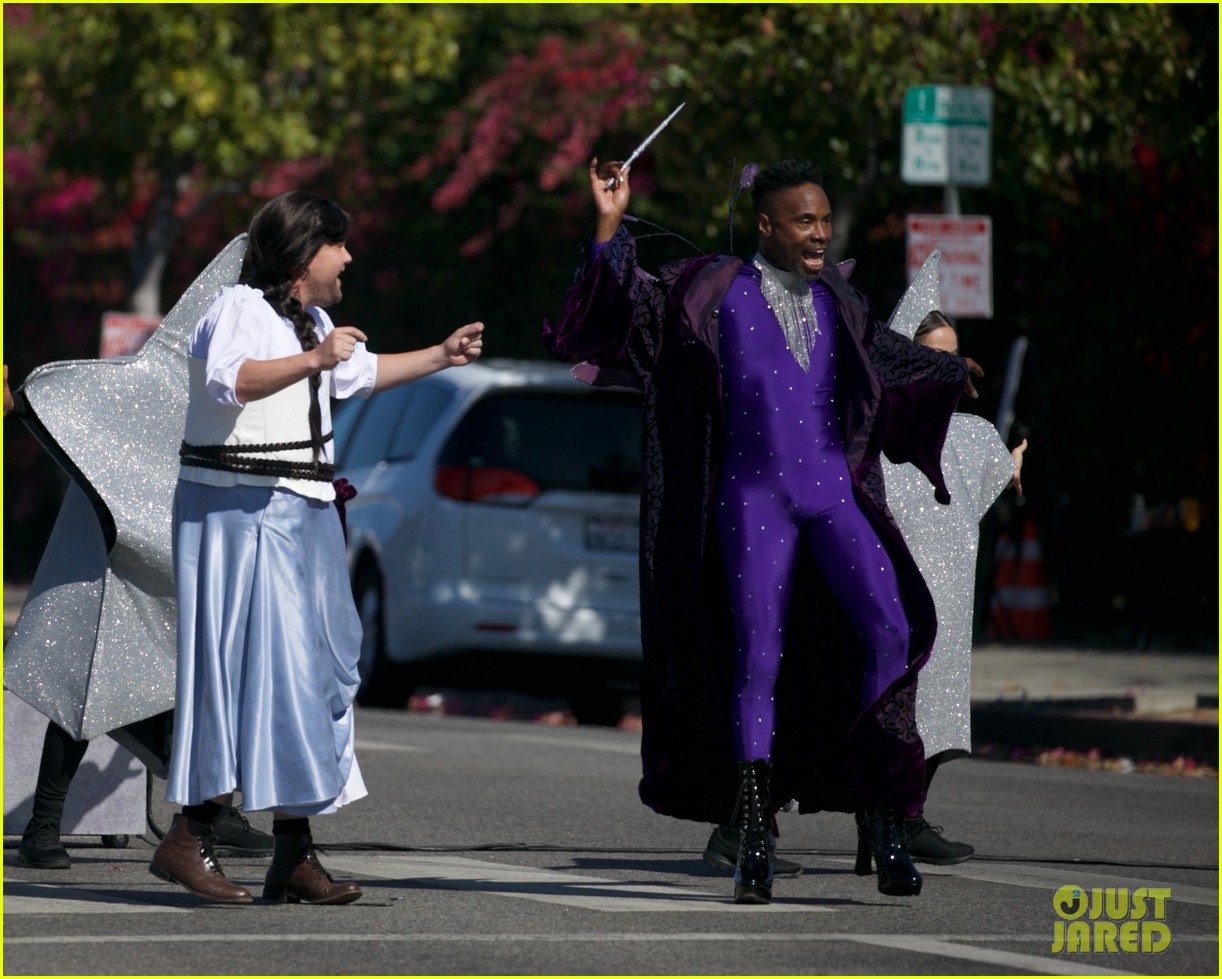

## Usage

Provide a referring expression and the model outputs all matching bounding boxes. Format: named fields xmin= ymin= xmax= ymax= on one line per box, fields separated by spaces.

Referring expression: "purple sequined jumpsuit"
xmin=716 ymin=269 xmax=910 ymax=762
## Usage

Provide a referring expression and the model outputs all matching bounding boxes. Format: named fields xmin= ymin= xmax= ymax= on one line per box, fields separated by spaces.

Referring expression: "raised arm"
xmin=542 ymin=158 xmax=666 ymax=379
xmin=592 ymin=156 xmax=632 ymax=242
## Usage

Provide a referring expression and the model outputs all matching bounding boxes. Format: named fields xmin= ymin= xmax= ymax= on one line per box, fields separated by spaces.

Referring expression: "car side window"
xmin=338 ymin=385 xmax=415 ymax=470
xmin=386 ymin=384 xmax=452 ymax=461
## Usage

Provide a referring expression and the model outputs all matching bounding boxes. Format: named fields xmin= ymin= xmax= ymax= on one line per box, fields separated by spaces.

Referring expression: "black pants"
xmin=28 ymin=712 xmax=172 ymax=826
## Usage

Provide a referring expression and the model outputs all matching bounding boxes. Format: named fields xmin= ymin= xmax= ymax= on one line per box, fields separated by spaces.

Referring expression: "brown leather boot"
xmin=149 ymin=813 xmax=252 ymax=904
xmin=263 ymin=833 xmax=362 ymax=905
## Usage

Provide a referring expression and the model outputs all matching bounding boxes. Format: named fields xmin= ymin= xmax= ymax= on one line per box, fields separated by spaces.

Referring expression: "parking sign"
xmin=906 ymin=215 xmax=993 ymax=318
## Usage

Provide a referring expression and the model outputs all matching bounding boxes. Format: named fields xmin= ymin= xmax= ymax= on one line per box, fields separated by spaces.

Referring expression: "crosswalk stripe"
xmin=913 ymin=858 xmax=1218 ymax=907
xmin=849 ymin=934 xmax=1140 ymax=976
xmin=353 ymin=738 xmax=427 ymax=752
xmin=503 ymin=733 xmax=641 ymax=756
xmin=4 ymin=881 xmax=189 ymax=915
xmin=322 ymin=853 xmax=826 ymax=912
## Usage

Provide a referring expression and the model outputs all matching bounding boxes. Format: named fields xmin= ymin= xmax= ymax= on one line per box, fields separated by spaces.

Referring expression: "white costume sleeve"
xmin=188 ymin=287 xmax=377 ymax=406
xmin=311 ymin=307 xmax=378 ymax=400
xmin=189 ymin=286 xmax=285 ymax=407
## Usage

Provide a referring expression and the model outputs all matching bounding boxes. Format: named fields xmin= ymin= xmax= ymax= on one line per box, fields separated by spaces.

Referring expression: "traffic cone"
xmin=988 ymin=515 xmax=1052 ymax=641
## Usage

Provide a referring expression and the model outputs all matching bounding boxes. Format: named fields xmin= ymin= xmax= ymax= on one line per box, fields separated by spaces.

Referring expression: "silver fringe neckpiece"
xmin=753 ymin=252 xmax=820 ymax=371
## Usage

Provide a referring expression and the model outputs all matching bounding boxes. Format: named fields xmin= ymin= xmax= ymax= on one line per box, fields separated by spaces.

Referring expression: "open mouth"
xmin=801 ymin=249 xmax=825 ymax=271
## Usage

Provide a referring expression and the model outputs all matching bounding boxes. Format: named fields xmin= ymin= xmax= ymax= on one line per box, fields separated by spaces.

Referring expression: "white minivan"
xmin=333 ymin=359 xmax=643 ymax=721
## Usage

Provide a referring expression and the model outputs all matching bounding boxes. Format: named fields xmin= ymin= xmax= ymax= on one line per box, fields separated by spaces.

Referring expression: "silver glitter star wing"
xmin=5 ymin=236 xmax=248 ymax=740
xmin=886 ymin=250 xmax=942 ymax=340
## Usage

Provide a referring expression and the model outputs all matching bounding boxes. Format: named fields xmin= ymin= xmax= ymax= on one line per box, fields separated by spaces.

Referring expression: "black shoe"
xmin=903 ymin=812 xmax=974 ymax=865
xmin=209 ymin=805 xmax=273 ymax=857
xmin=18 ymin=818 xmax=71 ymax=870
xmin=703 ymin=825 xmax=803 ymax=878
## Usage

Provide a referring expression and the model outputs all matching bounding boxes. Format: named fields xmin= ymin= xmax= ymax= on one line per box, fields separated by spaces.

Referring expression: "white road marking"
xmin=3 ymin=881 xmax=189 ymax=915
xmin=7 ymin=930 xmax=1212 ymax=961
xmin=849 ymin=933 xmax=1141 ymax=976
xmin=6 ymin=852 xmax=1211 ymax=979
xmin=322 ymin=853 xmax=823 ymax=912
xmin=353 ymin=738 xmax=427 ymax=753
xmin=916 ymin=858 xmax=1218 ymax=907
xmin=503 ymin=732 xmax=641 ymax=756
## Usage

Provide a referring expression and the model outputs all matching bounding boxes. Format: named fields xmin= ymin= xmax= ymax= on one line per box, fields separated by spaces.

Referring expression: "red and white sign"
xmin=906 ymin=215 xmax=993 ymax=319
xmin=99 ymin=312 xmax=162 ymax=359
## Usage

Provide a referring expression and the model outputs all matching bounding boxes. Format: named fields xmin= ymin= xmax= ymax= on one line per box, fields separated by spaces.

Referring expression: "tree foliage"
xmin=4 ymin=2 xmax=464 ymax=312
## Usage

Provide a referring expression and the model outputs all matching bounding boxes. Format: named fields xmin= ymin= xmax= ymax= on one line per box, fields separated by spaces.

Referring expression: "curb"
xmin=971 ymin=699 xmax=1218 ymax=766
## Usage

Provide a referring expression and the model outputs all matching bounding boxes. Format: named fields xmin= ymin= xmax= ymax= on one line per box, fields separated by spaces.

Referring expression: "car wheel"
xmin=352 ymin=563 xmax=412 ymax=708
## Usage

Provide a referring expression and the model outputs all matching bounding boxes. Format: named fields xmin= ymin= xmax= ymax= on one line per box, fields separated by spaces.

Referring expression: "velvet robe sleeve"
xmin=542 ymin=223 xmax=667 ymax=388
xmin=870 ymin=325 xmax=970 ymax=505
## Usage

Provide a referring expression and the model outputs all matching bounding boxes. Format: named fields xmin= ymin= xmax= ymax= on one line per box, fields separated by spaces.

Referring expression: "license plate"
xmin=585 ymin=517 xmax=639 ymax=553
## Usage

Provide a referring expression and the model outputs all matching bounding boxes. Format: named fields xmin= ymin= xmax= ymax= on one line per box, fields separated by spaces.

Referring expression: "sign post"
xmin=902 ymin=84 xmax=994 ymax=318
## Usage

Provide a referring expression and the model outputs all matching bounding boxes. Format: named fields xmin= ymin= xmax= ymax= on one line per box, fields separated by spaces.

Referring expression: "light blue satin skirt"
xmin=165 ymin=481 xmax=367 ymax=814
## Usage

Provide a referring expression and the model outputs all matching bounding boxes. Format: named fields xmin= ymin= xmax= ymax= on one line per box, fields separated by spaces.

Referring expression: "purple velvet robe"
xmin=543 ymin=225 xmax=968 ymax=823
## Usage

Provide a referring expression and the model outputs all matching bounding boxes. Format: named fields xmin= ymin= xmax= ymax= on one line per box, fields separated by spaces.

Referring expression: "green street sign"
xmin=902 ymin=85 xmax=993 ymax=186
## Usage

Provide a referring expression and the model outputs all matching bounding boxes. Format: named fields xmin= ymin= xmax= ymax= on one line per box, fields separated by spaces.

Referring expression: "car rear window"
xmin=438 ymin=390 xmax=642 ymax=494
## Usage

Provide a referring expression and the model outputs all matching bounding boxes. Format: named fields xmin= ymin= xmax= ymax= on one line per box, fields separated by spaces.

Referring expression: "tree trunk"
xmin=127 ymin=165 xmax=185 ymax=317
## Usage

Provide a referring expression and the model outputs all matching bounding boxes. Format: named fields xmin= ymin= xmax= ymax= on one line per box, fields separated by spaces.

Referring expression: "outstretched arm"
xmin=372 ymin=322 xmax=485 ymax=393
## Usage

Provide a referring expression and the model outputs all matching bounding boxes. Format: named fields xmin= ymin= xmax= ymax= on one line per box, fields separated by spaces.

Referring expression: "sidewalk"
xmin=969 ymin=642 xmax=1218 ymax=768
xmin=972 ymin=643 xmax=1217 ymax=715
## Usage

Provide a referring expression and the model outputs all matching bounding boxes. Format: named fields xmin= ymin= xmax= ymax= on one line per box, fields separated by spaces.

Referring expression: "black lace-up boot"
xmin=854 ymin=807 xmax=922 ymax=896
xmin=733 ymin=760 xmax=775 ymax=905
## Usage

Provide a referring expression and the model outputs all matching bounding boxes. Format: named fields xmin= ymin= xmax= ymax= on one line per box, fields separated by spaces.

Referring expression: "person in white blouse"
xmin=150 ymin=191 xmax=483 ymax=905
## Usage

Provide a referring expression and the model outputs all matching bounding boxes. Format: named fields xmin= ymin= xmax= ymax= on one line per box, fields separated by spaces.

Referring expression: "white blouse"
xmin=180 ymin=284 xmax=377 ymax=501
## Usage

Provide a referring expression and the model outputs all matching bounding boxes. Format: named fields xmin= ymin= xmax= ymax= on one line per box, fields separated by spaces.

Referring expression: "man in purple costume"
xmin=544 ymin=158 xmax=976 ymax=904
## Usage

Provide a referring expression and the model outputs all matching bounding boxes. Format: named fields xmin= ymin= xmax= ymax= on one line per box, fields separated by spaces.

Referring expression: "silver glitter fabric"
xmin=882 ymin=258 xmax=1014 ymax=757
xmin=5 ymin=236 xmax=248 ymax=740
xmin=886 ymin=250 xmax=942 ymax=340
xmin=882 ymin=418 xmax=1013 ymax=757
xmin=753 ymin=252 xmax=820 ymax=371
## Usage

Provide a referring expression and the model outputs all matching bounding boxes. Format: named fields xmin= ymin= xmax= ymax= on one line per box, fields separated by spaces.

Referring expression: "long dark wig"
xmin=241 ymin=191 xmax=351 ymax=460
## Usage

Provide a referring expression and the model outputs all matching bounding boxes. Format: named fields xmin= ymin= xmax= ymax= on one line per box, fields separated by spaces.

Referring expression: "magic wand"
xmin=604 ymin=102 xmax=687 ymax=189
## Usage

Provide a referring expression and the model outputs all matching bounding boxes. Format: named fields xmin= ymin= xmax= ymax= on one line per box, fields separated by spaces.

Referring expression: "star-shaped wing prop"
xmin=886 ymin=250 xmax=942 ymax=340
xmin=5 ymin=236 xmax=248 ymax=740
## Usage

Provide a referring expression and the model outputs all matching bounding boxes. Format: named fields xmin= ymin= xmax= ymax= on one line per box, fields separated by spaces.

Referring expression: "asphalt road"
xmin=4 ymin=709 xmax=1217 ymax=977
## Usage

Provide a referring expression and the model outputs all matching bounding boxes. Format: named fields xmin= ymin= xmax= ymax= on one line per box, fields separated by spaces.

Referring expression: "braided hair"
xmin=241 ymin=191 xmax=351 ymax=462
